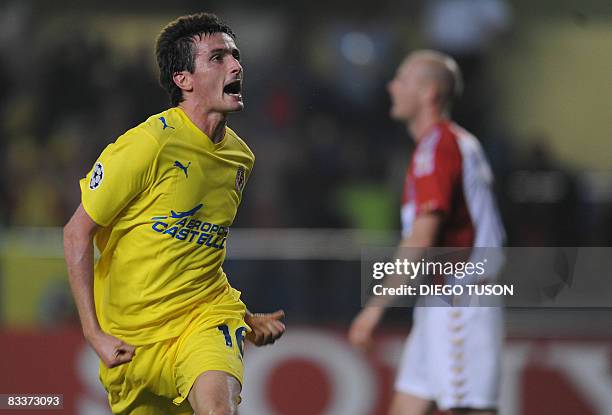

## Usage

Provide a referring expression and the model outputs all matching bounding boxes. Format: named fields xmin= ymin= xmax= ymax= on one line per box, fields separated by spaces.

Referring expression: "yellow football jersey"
xmin=80 ymin=107 xmax=254 ymax=345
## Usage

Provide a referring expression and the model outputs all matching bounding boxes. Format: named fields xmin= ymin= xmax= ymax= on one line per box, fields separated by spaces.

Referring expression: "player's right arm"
xmin=64 ymin=205 xmax=135 ymax=368
xmin=67 ymin=128 xmax=157 ymax=367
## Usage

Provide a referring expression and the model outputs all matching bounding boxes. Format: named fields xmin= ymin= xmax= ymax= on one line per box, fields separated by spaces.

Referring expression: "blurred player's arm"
xmin=64 ymin=204 xmax=135 ymax=368
xmin=370 ymin=211 xmax=442 ymax=306
xmin=245 ymin=309 xmax=286 ymax=346
xmin=348 ymin=211 xmax=442 ymax=349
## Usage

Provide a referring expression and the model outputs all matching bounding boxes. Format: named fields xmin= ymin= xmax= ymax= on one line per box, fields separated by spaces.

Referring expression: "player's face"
xmin=387 ymin=59 xmax=422 ymax=122
xmin=190 ymin=32 xmax=243 ymax=114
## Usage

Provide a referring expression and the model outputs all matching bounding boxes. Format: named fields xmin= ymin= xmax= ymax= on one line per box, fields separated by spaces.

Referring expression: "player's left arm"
xmin=350 ymin=142 xmax=458 ymax=348
xmin=348 ymin=212 xmax=442 ymax=349
xmin=367 ymin=211 xmax=444 ymax=306
xmin=400 ymin=211 xmax=443 ymax=248
xmin=245 ymin=309 xmax=285 ymax=346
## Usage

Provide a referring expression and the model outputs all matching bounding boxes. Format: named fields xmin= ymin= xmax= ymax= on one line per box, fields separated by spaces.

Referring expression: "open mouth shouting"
xmin=223 ymin=79 xmax=243 ymax=101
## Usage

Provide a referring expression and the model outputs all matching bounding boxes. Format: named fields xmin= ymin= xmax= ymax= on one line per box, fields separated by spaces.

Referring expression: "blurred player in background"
xmin=64 ymin=13 xmax=285 ymax=415
xmin=349 ymin=51 xmax=505 ymax=415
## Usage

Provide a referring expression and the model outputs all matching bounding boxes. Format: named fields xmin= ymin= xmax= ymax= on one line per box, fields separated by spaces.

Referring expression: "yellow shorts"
xmin=99 ymin=287 xmax=248 ymax=415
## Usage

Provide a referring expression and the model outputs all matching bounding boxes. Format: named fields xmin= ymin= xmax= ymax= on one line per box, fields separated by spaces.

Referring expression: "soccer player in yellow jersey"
xmin=64 ymin=13 xmax=285 ymax=415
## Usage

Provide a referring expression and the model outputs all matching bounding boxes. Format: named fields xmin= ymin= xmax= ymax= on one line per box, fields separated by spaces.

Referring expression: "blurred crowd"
xmin=0 ymin=0 xmax=609 ymax=246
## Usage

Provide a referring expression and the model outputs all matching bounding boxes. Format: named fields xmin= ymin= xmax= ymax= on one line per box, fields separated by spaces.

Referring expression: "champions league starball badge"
xmin=89 ymin=162 xmax=104 ymax=190
xmin=235 ymin=166 xmax=245 ymax=192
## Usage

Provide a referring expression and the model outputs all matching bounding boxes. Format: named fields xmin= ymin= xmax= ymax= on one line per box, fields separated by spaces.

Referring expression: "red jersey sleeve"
xmin=412 ymin=132 xmax=462 ymax=216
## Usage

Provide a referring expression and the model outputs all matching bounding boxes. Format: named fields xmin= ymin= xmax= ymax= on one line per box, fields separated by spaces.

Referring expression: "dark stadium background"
xmin=1 ymin=0 xmax=612 ymax=414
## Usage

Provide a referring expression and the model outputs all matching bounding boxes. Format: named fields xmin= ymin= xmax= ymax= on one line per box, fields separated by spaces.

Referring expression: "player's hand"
xmin=245 ymin=310 xmax=286 ymax=346
xmin=87 ymin=330 xmax=136 ymax=368
xmin=348 ymin=306 xmax=384 ymax=351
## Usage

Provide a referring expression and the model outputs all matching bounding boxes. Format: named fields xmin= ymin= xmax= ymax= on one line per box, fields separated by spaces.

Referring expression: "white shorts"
xmin=395 ymin=306 xmax=503 ymax=411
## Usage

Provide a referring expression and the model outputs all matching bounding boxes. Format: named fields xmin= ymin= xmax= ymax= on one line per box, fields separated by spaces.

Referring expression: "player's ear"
xmin=172 ymin=71 xmax=193 ymax=93
xmin=422 ymin=83 xmax=439 ymax=106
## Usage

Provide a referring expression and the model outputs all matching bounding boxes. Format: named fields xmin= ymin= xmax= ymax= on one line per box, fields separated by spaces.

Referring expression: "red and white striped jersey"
xmin=401 ymin=121 xmax=505 ymax=248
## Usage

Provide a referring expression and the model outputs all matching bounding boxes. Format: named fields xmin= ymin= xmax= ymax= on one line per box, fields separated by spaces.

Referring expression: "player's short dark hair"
xmin=155 ymin=13 xmax=236 ymax=106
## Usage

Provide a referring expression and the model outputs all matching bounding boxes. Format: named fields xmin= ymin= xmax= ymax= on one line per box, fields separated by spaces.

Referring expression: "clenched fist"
xmin=245 ymin=310 xmax=286 ymax=346
xmin=88 ymin=330 xmax=136 ymax=368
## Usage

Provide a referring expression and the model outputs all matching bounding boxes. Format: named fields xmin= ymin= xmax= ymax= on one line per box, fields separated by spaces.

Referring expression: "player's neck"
xmin=179 ymin=103 xmax=227 ymax=144
xmin=409 ymin=109 xmax=447 ymax=143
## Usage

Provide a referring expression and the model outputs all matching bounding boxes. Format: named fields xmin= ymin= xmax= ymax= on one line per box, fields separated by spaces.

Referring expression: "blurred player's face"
xmin=189 ymin=32 xmax=243 ymax=113
xmin=387 ymin=58 xmax=425 ymax=122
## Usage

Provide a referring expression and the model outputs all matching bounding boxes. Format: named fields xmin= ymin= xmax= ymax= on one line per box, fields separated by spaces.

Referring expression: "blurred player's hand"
xmin=88 ymin=331 xmax=136 ymax=368
xmin=348 ymin=306 xmax=385 ymax=351
xmin=245 ymin=310 xmax=286 ymax=346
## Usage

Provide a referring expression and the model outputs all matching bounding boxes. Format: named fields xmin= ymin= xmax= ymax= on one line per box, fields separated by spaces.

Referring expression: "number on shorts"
xmin=235 ymin=327 xmax=247 ymax=357
xmin=217 ymin=324 xmax=248 ymax=357
xmin=217 ymin=324 xmax=232 ymax=347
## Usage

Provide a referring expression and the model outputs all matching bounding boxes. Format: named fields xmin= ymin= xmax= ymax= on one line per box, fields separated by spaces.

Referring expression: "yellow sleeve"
xmin=80 ymin=130 xmax=159 ymax=226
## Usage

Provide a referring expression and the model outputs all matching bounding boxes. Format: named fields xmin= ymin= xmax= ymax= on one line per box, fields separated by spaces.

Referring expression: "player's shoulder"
xmin=432 ymin=122 xmax=461 ymax=150
xmin=129 ymin=108 xmax=182 ymax=146
xmin=446 ymin=122 xmax=485 ymax=157
xmin=428 ymin=121 xmax=485 ymax=163
xmin=107 ymin=109 xmax=179 ymax=156
xmin=225 ymin=126 xmax=255 ymax=165
xmin=417 ymin=122 xmax=459 ymax=159
xmin=102 ymin=112 xmax=167 ymax=161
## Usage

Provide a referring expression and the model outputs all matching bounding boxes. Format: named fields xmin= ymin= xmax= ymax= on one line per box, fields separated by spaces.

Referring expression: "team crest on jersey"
xmin=89 ymin=162 xmax=104 ymax=190
xmin=235 ymin=166 xmax=245 ymax=192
